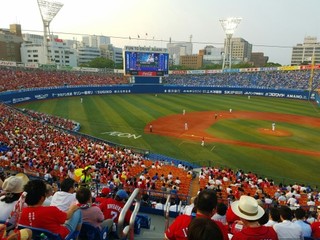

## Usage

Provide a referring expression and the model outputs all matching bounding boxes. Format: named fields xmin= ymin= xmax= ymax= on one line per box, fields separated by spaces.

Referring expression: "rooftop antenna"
xmin=37 ymin=0 xmax=63 ymax=64
xmin=189 ymin=34 xmax=193 ymax=54
xmin=219 ymin=17 xmax=242 ymax=69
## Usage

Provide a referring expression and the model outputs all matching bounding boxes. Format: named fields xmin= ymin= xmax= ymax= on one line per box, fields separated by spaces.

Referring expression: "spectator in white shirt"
xmin=211 ymin=202 xmax=227 ymax=225
xmin=50 ymin=178 xmax=76 ymax=211
xmin=174 ymin=177 xmax=181 ymax=185
xmin=287 ymin=195 xmax=298 ymax=207
xmin=273 ymin=206 xmax=303 ymax=240
xmin=183 ymin=196 xmax=196 ymax=216
xmin=265 ymin=207 xmax=281 ymax=227
xmin=293 ymin=208 xmax=312 ymax=238
xmin=278 ymin=193 xmax=286 ymax=202
xmin=307 ymin=196 xmax=316 ymax=212
xmin=43 ymin=183 xmax=54 ymax=206
xmin=154 ymin=198 xmax=165 ymax=210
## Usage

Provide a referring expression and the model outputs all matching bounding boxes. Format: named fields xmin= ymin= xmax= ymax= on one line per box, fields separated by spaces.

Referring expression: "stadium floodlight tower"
xmin=219 ymin=17 xmax=242 ymax=69
xmin=37 ymin=0 xmax=64 ymax=64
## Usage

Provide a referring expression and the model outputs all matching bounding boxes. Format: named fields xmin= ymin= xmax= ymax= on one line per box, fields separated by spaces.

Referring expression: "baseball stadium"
xmin=1 ymin=59 xmax=320 ymax=239
xmin=1 ymin=2 xmax=320 ymax=239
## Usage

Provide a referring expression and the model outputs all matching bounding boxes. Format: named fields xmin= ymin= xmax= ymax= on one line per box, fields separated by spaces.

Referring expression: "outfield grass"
xmin=17 ymin=94 xmax=320 ymax=186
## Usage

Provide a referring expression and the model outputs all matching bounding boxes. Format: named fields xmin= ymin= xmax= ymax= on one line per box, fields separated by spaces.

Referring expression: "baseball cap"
xmin=84 ymin=166 xmax=92 ymax=171
xmin=116 ymin=189 xmax=129 ymax=200
xmin=101 ymin=187 xmax=110 ymax=196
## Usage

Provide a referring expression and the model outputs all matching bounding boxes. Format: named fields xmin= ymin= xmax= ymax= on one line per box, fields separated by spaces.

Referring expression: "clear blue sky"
xmin=2 ymin=0 xmax=320 ymax=65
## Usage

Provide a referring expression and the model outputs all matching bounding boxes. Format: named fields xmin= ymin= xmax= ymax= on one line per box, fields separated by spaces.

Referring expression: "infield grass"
xmin=17 ymin=94 xmax=320 ymax=186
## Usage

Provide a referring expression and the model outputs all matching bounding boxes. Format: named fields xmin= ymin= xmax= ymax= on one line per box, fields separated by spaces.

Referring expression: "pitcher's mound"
xmin=258 ymin=128 xmax=292 ymax=137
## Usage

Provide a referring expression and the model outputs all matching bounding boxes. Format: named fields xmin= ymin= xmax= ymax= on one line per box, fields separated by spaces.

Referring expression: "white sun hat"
xmin=231 ymin=195 xmax=265 ymax=221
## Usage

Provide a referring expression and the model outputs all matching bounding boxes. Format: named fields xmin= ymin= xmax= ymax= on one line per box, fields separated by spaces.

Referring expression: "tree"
xmin=201 ymin=64 xmax=222 ymax=70
xmin=88 ymin=57 xmax=115 ymax=69
xmin=265 ymin=62 xmax=282 ymax=67
xmin=231 ymin=62 xmax=253 ymax=69
xmin=170 ymin=65 xmax=190 ymax=70
xmin=300 ymin=61 xmax=310 ymax=66
xmin=114 ymin=62 xmax=123 ymax=69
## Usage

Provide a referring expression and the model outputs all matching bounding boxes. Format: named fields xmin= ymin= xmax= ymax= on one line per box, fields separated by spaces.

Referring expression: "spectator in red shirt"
xmin=164 ymin=189 xmax=228 ymax=240
xmin=311 ymin=206 xmax=320 ymax=239
xmin=99 ymin=189 xmax=132 ymax=224
xmin=230 ymin=195 xmax=278 ymax=240
xmin=19 ymin=179 xmax=82 ymax=239
xmin=95 ymin=187 xmax=111 ymax=205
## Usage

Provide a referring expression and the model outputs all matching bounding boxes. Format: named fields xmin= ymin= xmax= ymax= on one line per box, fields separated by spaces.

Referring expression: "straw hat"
xmin=231 ymin=195 xmax=265 ymax=221
xmin=2 ymin=176 xmax=24 ymax=193
xmin=2 ymin=173 xmax=29 ymax=193
xmin=15 ymin=173 xmax=30 ymax=186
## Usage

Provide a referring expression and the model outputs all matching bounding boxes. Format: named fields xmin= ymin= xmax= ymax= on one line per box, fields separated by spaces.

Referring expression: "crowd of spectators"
xmin=20 ymin=108 xmax=80 ymax=131
xmin=1 ymin=102 xmax=320 ymax=239
xmin=0 ymin=67 xmax=127 ymax=92
xmin=1 ymin=102 xmax=319 ymax=208
xmin=163 ymin=70 xmax=320 ymax=90
xmin=0 ymin=103 xmax=146 ymax=181
xmin=1 ymin=66 xmax=320 ymax=93
xmin=0 ymin=103 xmax=194 ymax=198
xmin=197 ymin=166 xmax=319 ymax=212
xmin=1 ymin=66 xmax=320 ymax=238
xmin=166 ymin=189 xmax=320 ymax=239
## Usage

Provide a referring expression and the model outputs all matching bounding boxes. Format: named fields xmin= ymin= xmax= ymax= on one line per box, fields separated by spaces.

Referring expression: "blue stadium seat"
xmin=134 ymin=217 xmax=141 ymax=235
xmin=79 ymin=222 xmax=108 ymax=240
xmin=0 ymin=221 xmax=13 ymax=231
xmin=0 ymin=145 xmax=10 ymax=152
xmin=136 ymin=214 xmax=151 ymax=229
xmin=18 ymin=224 xmax=77 ymax=240
xmin=304 ymin=237 xmax=314 ymax=240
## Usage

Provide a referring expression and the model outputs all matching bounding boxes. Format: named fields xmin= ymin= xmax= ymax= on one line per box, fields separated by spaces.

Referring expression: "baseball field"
xmin=17 ymin=94 xmax=320 ymax=186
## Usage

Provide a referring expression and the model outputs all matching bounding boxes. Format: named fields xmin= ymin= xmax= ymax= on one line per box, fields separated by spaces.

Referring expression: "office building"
xmin=251 ymin=52 xmax=269 ymax=67
xmin=291 ymin=36 xmax=320 ymax=65
xmin=229 ymin=37 xmax=252 ymax=63
xmin=167 ymin=41 xmax=193 ymax=65
xmin=0 ymin=24 xmax=23 ymax=62
xmin=82 ymin=35 xmax=110 ymax=48
xmin=180 ymin=50 xmax=203 ymax=69
xmin=21 ymin=39 xmax=77 ymax=67
xmin=202 ymin=45 xmax=224 ymax=65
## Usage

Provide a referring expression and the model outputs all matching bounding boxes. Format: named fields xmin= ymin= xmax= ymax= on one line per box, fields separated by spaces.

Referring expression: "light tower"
xmin=219 ymin=17 xmax=242 ymax=69
xmin=37 ymin=0 xmax=63 ymax=64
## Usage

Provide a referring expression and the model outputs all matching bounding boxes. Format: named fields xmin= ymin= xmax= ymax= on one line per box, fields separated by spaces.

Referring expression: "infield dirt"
xmin=145 ymin=111 xmax=320 ymax=157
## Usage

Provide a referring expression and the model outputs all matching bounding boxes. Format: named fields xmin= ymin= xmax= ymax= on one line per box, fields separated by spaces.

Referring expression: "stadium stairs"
xmin=133 ymin=214 xmax=174 ymax=240
xmin=189 ymin=169 xmax=201 ymax=197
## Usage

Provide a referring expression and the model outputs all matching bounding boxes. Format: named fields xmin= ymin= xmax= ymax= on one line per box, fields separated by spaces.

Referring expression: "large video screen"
xmin=124 ymin=51 xmax=169 ymax=76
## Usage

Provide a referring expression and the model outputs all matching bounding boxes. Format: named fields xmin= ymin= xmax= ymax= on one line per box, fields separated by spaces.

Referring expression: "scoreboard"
xmin=124 ymin=46 xmax=169 ymax=77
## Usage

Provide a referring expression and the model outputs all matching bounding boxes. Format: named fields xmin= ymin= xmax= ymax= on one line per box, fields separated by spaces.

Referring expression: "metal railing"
xmin=118 ymin=188 xmax=141 ymax=240
xmin=164 ymin=194 xmax=171 ymax=232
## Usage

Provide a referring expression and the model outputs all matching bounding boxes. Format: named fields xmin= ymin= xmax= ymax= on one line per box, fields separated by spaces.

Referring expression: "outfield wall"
xmin=0 ymin=85 xmax=316 ymax=104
